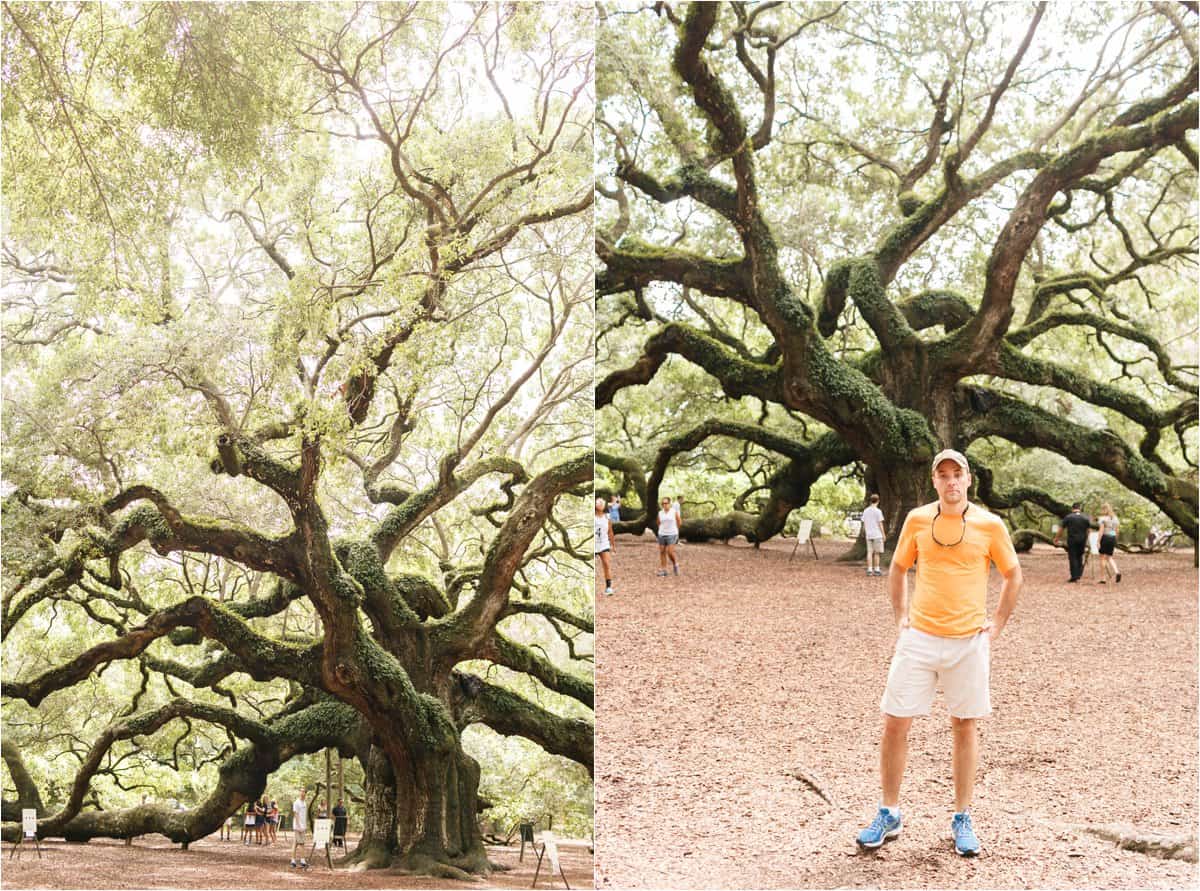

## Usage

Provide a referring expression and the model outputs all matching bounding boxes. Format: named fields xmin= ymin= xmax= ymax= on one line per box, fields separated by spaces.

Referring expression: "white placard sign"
xmin=312 ymin=817 xmax=332 ymax=848
xmin=541 ymin=830 xmax=561 ymax=875
xmin=22 ymin=809 xmax=37 ymax=838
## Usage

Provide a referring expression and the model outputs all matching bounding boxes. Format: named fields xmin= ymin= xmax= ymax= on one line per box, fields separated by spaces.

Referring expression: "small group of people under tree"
xmin=594 ymin=494 xmax=683 ymax=595
xmin=233 ymin=797 xmax=280 ymax=845
xmin=1053 ymin=502 xmax=1123 ymax=584
xmin=207 ymin=786 xmax=349 ymax=869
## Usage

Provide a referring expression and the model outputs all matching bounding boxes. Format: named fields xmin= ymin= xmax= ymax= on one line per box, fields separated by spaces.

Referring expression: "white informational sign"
xmin=22 ymin=809 xmax=37 ymax=838
xmin=312 ymin=817 xmax=332 ymax=848
xmin=541 ymin=830 xmax=561 ymax=875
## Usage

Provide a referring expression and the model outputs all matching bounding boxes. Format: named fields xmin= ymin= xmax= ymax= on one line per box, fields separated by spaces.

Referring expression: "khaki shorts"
xmin=292 ymin=827 xmax=309 ymax=845
xmin=881 ymin=627 xmax=990 ymax=719
xmin=866 ymin=537 xmax=885 ymax=554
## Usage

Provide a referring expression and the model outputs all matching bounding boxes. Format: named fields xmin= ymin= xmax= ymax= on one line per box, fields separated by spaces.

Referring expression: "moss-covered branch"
xmin=434 ymin=455 xmax=592 ymax=660
xmin=1 ymin=699 xmax=364 ymax=843
xmin=949 ymin=96 xmax=1198 ymax=364
xmin=503 ymin=601 xmax=594 ymax=634
xmin=957 ymin=386 xmax=1198 ymax=538
xmin=596 ymin=237 xmax=751 ymax=302
xmin=370 ymin=457 xmax=528 ymax=561
xmin=477 ymin=633 xmax=594 ymax=709
xmin=991 ymin=341 xmax=1195 ymax=431
xmin=596 ymin=322 xmax=784 ymax=408
xmin=970 ymin=458 xmax=1072 ymax=517
xmin=1008 ymin=310 xmax=1199 ymax=392
xmin=451 ymin=672 xmax=592 ymax=774
xmin=4 ymin=596 xmax=323 ymax=706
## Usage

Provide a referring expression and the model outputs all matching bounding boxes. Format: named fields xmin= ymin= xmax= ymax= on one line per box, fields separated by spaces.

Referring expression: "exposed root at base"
xmin=395 ymin=854 xmax=482 ymax=881
xmin=1077 ymin=824 xmax=1197 ymax=862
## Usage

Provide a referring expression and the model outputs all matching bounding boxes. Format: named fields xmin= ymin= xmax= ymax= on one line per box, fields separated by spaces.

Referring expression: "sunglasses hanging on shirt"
xmin=931 ymin=504 xmax=969 ymax=547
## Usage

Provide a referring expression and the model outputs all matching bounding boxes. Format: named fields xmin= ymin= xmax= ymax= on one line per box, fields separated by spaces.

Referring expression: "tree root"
xmin=1075 ymin=824 xmax=1197 ymax=862
xmin=787 ymin=767 xmax=845 ymax=812
xmin=394 ymin=852 xmax=482 ymax=881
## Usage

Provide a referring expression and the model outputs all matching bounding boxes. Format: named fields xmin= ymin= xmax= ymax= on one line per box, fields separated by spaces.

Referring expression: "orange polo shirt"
xmin=893 ymin=501 xmax=1019 ymax=638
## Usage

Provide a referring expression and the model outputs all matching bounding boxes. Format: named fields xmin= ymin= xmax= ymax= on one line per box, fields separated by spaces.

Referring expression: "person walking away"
xmin=856 ymin=449 xmax=1023 ymax=857
xmin=267 ymin=799 xmax=279 ymax=843
xmin=290 ymin=787 xmax=309 ymax=869
xmin=242 ymin=802 xmax=254 ymax=845
xmin=595 ymin=498 xmax=615 ymax=595
xmin=1053 ymin=503 xmax=1092 ymax=583
xmin=862 ymin=494 xmax=886 ymax=577
xmin=657 ymin=496 xmax=682 ymax=576
xmin=1096 ymin=503 xmax=1121 ymax=584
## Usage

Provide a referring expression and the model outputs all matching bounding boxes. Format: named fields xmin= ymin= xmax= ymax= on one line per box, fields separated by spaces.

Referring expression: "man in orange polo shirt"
xmin=856 ymin=449 xmax=1023 ymax=857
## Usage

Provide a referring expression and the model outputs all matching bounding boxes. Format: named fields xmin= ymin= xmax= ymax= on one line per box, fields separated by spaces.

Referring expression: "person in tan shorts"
xmin=856 ymin=449 xmax=1023 ymax=857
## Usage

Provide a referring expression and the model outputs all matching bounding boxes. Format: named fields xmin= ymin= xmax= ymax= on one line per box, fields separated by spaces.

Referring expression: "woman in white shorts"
xmin=595 ymin=498 xmax=615 ymax=595
xmin=656 ymin=496 xmax=682 ymax=577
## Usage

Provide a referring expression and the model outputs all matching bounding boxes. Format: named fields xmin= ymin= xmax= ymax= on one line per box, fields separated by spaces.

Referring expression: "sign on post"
xmin=308 ymin=818 xmax=334 ymax=870
xmin=312 ymin=818 xmax=331 ymax=849
xmin=531 ymin=830 xmax=570 ymax=889
xmin=10 ymin=809 xmax=41 ymax=860
xmin=543 ymin=831 xmax=561 ymax=876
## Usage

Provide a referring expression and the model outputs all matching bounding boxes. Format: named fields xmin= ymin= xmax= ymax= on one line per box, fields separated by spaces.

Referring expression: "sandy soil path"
xmin=1 ymin=832 xmax=594 ymax=889
xmin=595 ymin=535 xmax=1197 ymax=889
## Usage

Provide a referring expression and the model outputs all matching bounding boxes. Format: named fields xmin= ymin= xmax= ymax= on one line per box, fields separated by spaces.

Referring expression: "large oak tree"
xmin=3 ymin=2 xmax=593 ymax=877
xmin=596 ymin=1 xmax=1197 ymax=551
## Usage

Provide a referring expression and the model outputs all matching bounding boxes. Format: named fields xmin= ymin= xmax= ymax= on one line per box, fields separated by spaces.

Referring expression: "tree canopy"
xmin=3 ymin=2 xmax=593 ymax=876
xmin=596 ymin=1 xmax=1197 ymax=550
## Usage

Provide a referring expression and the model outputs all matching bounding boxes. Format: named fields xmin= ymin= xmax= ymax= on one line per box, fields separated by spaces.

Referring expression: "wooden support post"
xmin=324 ymin=749 xmax=333 ymax=816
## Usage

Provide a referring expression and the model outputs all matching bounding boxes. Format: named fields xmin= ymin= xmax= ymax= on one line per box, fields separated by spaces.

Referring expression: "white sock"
xmin=881 ymin=804 xmax=899 ymax=818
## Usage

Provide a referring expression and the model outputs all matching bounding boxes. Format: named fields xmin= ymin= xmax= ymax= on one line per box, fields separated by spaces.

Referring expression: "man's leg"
xmin=1068 ymin=543 xmax=1083 ymax=579
xmin=881 ymin=714 xmax=913 ymax=807
xmin=950 ymin=717 xmax=977 ymax=812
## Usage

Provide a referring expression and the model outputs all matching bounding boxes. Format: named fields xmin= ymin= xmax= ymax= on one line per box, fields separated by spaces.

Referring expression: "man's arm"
xmin=986 ymin=562 xmax=1023 ymax=641
xmin=886 ymin=559 xmax=909 ymax=629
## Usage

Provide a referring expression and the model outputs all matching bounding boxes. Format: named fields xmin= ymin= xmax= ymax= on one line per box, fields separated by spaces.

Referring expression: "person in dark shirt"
xmin=332 ymin=799 xmax=348 ymax=848
xmin=1053 ymin=503 xmax=1093 ymax=582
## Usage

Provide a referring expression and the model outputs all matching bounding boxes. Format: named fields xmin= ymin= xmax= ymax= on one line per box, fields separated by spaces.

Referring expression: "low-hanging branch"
xmin=451 ymin=672 xmax=593 ymax=774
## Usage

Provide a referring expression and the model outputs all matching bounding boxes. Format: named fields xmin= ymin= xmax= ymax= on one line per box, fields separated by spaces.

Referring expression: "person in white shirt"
xmin=862 ymin=494 xmax=886 ymax=577
xmin=656 ymin=496 xmax=682 ymax=577
xmin=595 ymin=498 xmax=615 ymax=595
xmin=290 ymin=787 xmax=309 ymax=869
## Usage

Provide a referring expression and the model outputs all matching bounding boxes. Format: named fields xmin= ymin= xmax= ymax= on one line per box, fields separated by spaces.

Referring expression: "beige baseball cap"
xmin=931 ymin=449 xmax=970 ymax=472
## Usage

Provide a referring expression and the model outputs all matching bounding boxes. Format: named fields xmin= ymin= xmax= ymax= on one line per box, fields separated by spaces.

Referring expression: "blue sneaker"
xmin=856 ymin=807 xmax=901 ymax=849
xmin=952 ymin=812 xmax=980 ymax=856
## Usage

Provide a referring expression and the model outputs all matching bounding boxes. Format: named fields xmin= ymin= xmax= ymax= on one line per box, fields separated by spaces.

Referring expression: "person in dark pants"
xmin=332 ymin=799 xmax=348 ymax=849
xmin=1053 ymin=503 xmax=1092 ymax=582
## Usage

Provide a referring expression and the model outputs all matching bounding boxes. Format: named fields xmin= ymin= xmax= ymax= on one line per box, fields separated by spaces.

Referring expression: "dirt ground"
xmin=595 ymin=534 xmax=1198 ymax=889
xmin=0 ymin=832 xmax=593 ymax=889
